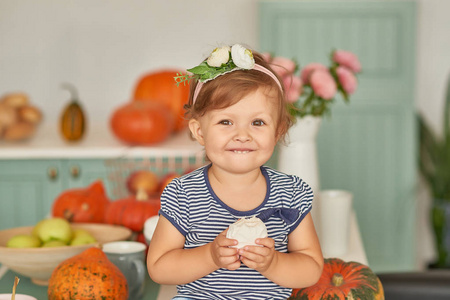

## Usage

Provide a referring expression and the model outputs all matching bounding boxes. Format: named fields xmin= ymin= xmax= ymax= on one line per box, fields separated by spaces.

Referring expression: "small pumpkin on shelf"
xmin=290 ymin=258 xmax=384 ymax=300
xmin=48 ymin=247 xmax=128 ymax=300
xmin=60 ymin=83 xmax=86 ymax=142
xmin=52 ymin=180 xmax=110 ymax=223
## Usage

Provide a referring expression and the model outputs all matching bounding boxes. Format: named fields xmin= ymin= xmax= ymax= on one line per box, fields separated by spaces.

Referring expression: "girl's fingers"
xmin=239 ymin=248 xmax=260 ymax=263
xmin=218 ymin=246 xmax=239 ymax=257
xmin=255 ymin=238 xmax=274 ymax=248
xmin=216 ymin=231 xmax=238 ymax=247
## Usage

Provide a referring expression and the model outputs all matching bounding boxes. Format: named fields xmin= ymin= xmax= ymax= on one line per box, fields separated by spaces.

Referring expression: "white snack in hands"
xmin=226 ymin=216 xmax=268 ymax=249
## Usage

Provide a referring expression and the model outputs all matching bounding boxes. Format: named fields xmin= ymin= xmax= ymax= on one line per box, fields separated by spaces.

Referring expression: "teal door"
xmin=0 ymin=160 xmax=63 ymax=229
xmin=260 ymin=1 xmax=417 ymax=272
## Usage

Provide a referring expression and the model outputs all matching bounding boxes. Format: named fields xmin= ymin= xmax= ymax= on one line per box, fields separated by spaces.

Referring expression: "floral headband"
xmin=174 ymin=44 xmax=283 ymax=104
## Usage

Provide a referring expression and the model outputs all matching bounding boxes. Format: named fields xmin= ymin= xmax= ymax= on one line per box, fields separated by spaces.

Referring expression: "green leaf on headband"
xmin=188 ymin=61 xmax=240 ymax=83
xmin=174 ymin=72 xmax=192 ymax=87
xmin=187 ymin=62 xmax=211 ymax=75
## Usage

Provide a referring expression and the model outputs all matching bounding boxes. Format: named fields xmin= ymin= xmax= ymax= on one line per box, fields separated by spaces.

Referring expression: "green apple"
xmin=7 ymin=234 xmax=41 ymax=248
xmin=70 ymin=234 xmax=97 ymax=246
xmin=72 ymin=228 xmax=93 ymax=239
xmin=42 ymin=240 xmax=68 ymax=247
xmin=33 ymin=217 xmax=73 ymax=244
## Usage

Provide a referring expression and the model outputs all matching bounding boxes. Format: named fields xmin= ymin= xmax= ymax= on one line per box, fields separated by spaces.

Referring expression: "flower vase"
xmin=278 ymin=116 xmax=322 ymax=234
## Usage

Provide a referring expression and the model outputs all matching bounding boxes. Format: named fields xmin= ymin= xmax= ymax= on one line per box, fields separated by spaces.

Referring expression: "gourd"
xmin=126 ymin=170 xmax=160 ymax=197
xmin=133 ymin=69 xmax=189 ymax=131
xmin=60 ymin=83 xmax=86 ymax=141
xmin=290 ymin=258 xmax=384 ymax=300
xmin=52 ymin=180 xmax=110 ymax=223
xmin=110 ymin=101 xmax=174 ymax=145
xmin=104 ymin=192 xmax=160 ymax=232
xmin=48 ymin=247 xmax=128 ymax=300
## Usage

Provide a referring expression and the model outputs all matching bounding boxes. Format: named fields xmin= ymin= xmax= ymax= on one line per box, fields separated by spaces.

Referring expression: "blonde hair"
xmin=184 ymin=51 xmax=295 ymax=143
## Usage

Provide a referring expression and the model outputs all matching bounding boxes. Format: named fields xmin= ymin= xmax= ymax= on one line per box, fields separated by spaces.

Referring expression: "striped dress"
xmin=160 ymin=164 xmax=313 ymax=300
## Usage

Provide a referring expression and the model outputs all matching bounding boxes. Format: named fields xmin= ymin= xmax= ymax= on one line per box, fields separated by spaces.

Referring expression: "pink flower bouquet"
xmin=263 ymin=49 xmax=361 ymax=117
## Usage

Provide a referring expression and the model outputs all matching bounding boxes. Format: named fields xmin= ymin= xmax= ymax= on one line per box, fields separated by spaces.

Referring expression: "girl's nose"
xmin=234 ymin=127 xmax=252 ymax=142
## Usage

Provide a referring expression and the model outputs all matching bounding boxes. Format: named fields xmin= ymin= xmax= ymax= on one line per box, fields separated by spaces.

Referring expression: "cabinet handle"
xmin=47 ymin=167 xmax=58 ymax=180
xmin=70 ymin=165 xmax=80 ymax=178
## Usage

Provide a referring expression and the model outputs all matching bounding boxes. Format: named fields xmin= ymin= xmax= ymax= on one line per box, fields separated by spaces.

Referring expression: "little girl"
xmin=147 ymin=44 xmax=323 ymax=299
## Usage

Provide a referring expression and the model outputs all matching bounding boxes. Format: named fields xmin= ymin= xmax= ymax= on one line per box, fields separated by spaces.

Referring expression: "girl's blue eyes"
xmin=218 ymin=120 xmax=265 ymax=126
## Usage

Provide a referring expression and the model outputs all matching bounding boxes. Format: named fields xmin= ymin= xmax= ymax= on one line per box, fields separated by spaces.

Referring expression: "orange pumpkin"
xmin=290 ymin=258 xmax=384 ymax=300
xmin=126 ymin=170 xmax=160 ymax=197
xmin=104 ymin=192 xmax=160 ymax=232
xmin=48 ymin=247 xmax=128 ymax=300
xmin=52 ymin=180 xmax=110 ymax=223
xmin=110 ymin=101 xmax=174 ymax=145
xmin=133 ymin=69 xmax=189 ymax=131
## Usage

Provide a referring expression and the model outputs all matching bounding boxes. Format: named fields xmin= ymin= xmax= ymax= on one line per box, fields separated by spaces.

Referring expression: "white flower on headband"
xmin=206 ymin=46 xmax=231 ymax=67
xmin=231 ymin=44 xmax=255 ymax=69
xmin=174 ymin=44 xmax=256 ymax=86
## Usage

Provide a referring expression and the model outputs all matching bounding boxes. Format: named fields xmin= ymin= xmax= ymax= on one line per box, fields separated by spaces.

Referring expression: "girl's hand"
xmin=210 ymin=229 xmax=241 ymax=271
xmin=239 ymin=237 xmax=276 ymax=273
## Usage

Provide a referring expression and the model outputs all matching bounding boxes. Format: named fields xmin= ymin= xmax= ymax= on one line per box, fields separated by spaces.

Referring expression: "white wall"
xmin=0 ymin=0 xmax=258 ymax=125
xmin=1 ymin=0 xmax=449 ymax=270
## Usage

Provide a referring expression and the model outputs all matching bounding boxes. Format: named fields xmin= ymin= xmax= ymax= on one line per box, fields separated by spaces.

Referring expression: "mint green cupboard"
xmin=260 ymin=1 xmax=417 ymax=272
xmin=0 ymin=159 xmax=113 ymax=230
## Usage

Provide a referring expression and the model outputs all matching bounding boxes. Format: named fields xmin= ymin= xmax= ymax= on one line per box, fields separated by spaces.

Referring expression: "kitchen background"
xmin=1 ymin=0 xmax=449 ymax=274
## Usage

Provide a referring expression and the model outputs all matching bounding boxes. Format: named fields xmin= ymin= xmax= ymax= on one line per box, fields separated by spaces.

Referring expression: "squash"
xmin=110 ymin=101 xmax=174 ymax=145
xmin=52 ymin=181 xmax=110 ymax=223
xmin=48 ymin=247 xmax=128 ymax=300
xmin=290 ymin=258 xmax=384 ymax=300
xmin=104 ymin=192 xmax=160 ymax=232
xmin=133 ymin=69 xmax=189 ymax=131
xmin=60 ymin=83 xmax=86 ymax=142
xmin=126 ymin=170 xmax=160 ymax=197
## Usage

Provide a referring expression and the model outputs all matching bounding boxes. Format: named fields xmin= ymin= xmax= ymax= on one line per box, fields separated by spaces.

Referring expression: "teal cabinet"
xmin=260 ymin=1 xmax=417 ymax=272
xmin=0 ymin=159 xmax=112 ymax=230
xmin=0 ymin=160 xmax=63 ymax=229
xmin=61 ymin=159 xmax=114 ymax=194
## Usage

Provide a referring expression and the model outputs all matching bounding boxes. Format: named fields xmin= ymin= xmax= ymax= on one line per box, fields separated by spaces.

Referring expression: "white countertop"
xmin=0 ymin=123 xmax=204 ymax=159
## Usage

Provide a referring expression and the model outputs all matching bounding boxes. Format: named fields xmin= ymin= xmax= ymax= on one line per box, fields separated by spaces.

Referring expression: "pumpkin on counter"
xmin=133 ymin=69 xmax=189 ymax=131
xmin=110 ymin=101 xmax=174 ymax=145
xmin=48 ymin=247 xmax=128 ymax=300
xmin=104 ymin=191 xmax=160 ymax=233
xmin=52 ymin=180 xmax=110 ymax=223
xmin=290 ymin=258 xmax=384 ymax=300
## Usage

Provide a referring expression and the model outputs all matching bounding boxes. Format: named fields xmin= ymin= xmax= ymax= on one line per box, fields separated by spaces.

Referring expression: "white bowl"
xmin=0 ymin=294 xmax=37 ymax=300
xmin=0 ymin=223 xmax=132 ymax=285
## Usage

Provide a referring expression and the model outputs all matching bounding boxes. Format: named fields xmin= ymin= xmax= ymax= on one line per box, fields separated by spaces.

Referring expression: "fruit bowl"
xmin=0 ymin=223 xmax=132 ymax=286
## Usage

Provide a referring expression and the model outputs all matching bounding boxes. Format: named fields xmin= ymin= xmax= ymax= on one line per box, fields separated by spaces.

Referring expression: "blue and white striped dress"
xmin=160 ymin=164 xmax=313 ymax=300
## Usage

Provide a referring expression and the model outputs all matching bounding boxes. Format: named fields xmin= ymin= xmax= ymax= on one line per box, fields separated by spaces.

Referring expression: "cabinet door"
xmin=0 ymin=160 xmax=62 ymax=229
xmin=260 ymin=1 xmax=416 ymax=272
xmin=62 ymin=159 xmax=115 ymax=199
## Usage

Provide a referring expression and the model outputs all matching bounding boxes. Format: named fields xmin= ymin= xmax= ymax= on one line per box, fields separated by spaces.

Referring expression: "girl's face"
xmin=189 ymin=87 xmax=279 ymax=175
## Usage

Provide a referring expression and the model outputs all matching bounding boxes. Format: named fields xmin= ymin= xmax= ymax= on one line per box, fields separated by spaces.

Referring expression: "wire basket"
xmin=105 ymin=152 xmax=206 ymax=200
